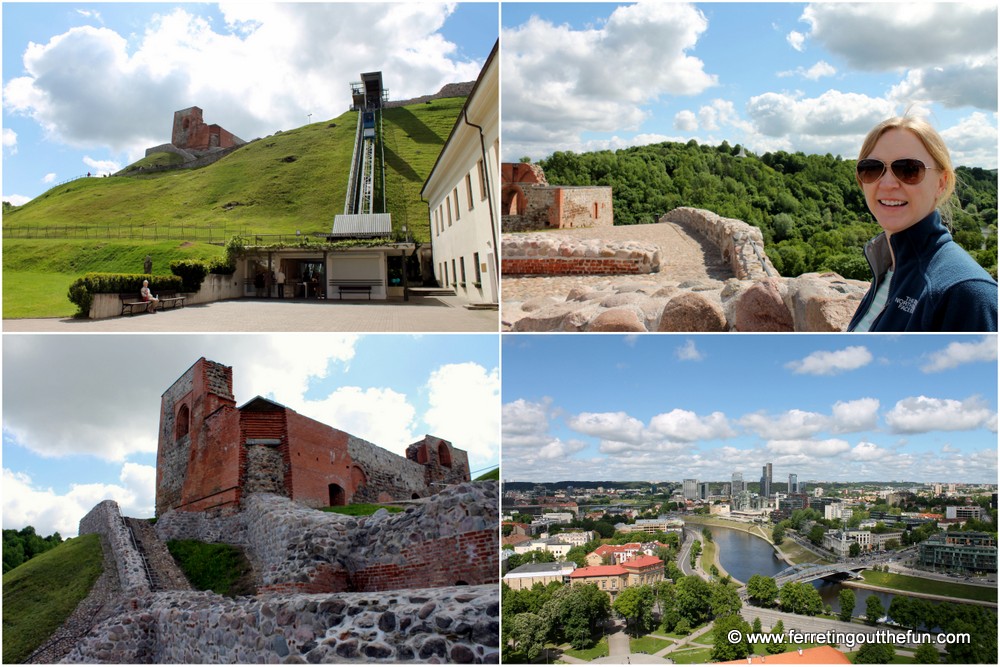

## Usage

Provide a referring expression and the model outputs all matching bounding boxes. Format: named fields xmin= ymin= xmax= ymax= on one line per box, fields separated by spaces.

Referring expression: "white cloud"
xmin=83 ymin=156 xmax=120 ymax=176
xmin=885 ymin=396 xmax=997 ymax=434
xmin=647 ymin=409 xmax=735 ymax=441
xmin=766 ymin=438 xmax=851 ymax=457
xmin=501 ymin=2 xmax=716 ymax=161
xmin=567 ymin=411 xmax=646 ymax=445
xmin=502 ymin=398 xmax=554 ymax=449
xmin=831 ymin=398 xmax=880 ymax=433
xmin=3 ymin=464 xmax=155 ymax=538
xmin=3 ymin=5 xmax=482 ymax=159
xmin=2 ymin=127 xmax=17 ymax=154
xmin=674 ymin=109 xmax=698 ymax=132
xmin=2 ymin=193 xmax=32 ymax=206
xmin=849 ymin=441 xmax=885 ymax=462
xmin=740 ymin=409 xmax=829 ymax=440
xmin=787 ymin=30 xmax=806 ymax=52
xmin=42 ymin=173 xmax=56 ymax=184
xmin=922 ymin=336 xmax=997 ymax=373
xmin=778 ymin=60 xmax=836 ymax=81
xmin=422 ymin=362 xmax=500 ymax=468
xmin=299 ymin=386 xmax=417 ymax=457
xmin=939 ymin=113 xmax=1000 ymax=169
xmin=675 ymin=339 xmax=703 ymax=361
xmin=785 ymin=345 xmax=874 ymax=375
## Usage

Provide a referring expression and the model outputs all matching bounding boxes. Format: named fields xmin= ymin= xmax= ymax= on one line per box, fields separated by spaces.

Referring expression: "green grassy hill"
xmin=2 ymin=97 xmax=465 ymax=318
xmin=2 ymin=533 xmax=103 ymax=663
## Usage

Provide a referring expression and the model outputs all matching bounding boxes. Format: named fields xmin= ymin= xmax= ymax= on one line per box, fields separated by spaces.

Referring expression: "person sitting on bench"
xmin=140 ymin=279 xmax=159 ymax=313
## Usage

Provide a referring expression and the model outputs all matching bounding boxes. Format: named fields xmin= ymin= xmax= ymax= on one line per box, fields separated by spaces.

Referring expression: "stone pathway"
xmin=502 ymin=221 xmax=733 ymax=305
xmin=126 ymin=518 xmax=193 ymax=592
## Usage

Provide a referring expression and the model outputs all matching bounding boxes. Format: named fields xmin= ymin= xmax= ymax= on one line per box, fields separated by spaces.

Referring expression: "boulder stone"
xmin=657 ymin=292 xmax=726 ymax=331
xmin=733 ymin=279 xmax=794 ymax=332
xmin=586 ymin=308 xmax=646 ymax=332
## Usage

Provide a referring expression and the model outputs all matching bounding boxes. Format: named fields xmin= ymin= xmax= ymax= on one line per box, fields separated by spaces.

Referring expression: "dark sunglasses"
xmin=856 ymin=158 xmax=940 ymax=185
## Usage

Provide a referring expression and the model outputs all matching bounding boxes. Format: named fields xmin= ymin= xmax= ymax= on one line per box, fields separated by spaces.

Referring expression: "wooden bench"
xmin=329 ymin=279 xmax=381 ymax=300
xmin=158 ymin=291 xmax=186 ymax=310
xmin=119 ymin=293 xmax=152 ymax=316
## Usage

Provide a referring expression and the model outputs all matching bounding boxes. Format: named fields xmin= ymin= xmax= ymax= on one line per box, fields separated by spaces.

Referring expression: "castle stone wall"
xmin=63 ymin=586 xmax=499 ymax=664
xmin=348 ymin=434 xmax=431 ymax=503
xmin=78 ymin=500 xmax=150 ymax=596
xmin=663 ymin=207 xmax=777 ymax=280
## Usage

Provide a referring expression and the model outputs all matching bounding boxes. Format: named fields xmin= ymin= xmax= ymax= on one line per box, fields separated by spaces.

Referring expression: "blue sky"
xmin=501 ymin=2 xmax=997 ymax=167
xmin=502 ymin=334 xmax=998 ymax=485
xmin=2 ymin=333 xmax=499 ymax=537
xmin=2 ymin=2 xmax=498 ymax=204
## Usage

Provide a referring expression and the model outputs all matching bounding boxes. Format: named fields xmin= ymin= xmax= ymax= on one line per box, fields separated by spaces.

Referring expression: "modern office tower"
xmin=788 ymin=473 xmax=798 ymax=494
xmin=698 ymin=482 xmax=709 ymax=500
xmin=731 ymin=471 xmax=744 ymax=495
xmin=683 ymin=478 xmax=698 ymax=500
xmin=761 ymin=463 xmax=772 ymax=498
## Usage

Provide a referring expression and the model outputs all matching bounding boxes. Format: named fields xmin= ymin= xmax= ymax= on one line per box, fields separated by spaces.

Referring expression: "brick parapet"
xmin=502 ymin=234 xmax=660 ymax=276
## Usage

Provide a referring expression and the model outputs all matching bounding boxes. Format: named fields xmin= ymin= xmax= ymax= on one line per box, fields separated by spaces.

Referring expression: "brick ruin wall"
xmin=502 ymin=186 xmax=613 ymax=232
xmin=64 ymin=586 xmax=499 ymax=664
xmin=502 ymin=234 xmax=661 ymax=276
xmin=347 ymin=434 xmax=429 ymax=504
xmin=662 ymin=206 xmax=778 ymax=280
xmin=154 ymin=483 xmax=499 ymax=595
xmin=69 ymin=485 xmax=500 ymax=663
xmin=156 ymin=366 xmax=195 ymax=515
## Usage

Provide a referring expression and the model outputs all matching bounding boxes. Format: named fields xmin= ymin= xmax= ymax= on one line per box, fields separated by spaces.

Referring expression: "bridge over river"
xmin=773 ymin=562 xmax=866 ymax=587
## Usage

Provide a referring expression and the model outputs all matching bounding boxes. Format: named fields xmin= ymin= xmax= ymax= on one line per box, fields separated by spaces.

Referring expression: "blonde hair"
xmin=858 ymin=116 xmax=957 ymax=212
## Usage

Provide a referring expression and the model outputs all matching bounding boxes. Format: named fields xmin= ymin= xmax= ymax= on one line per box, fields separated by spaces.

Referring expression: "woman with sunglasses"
xmin=848 ymin=116 xmax=997 ymax=331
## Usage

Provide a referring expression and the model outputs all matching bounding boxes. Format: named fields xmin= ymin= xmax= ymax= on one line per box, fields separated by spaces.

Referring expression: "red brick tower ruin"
xmin=155 ymin=358 xmax=470 ymax=516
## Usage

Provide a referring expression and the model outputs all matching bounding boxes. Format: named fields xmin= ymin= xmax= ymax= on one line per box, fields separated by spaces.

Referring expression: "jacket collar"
xmin=863 ymin=209 xmax=950 ymax=277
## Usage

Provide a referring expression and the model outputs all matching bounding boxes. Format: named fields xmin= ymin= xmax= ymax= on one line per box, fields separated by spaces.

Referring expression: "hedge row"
xmin=67 ymin=273 xmax=183 ymax=318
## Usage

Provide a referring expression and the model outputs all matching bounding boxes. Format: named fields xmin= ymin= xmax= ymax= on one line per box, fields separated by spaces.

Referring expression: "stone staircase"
xmin=125 ymin=518 xmax=193 ymax=592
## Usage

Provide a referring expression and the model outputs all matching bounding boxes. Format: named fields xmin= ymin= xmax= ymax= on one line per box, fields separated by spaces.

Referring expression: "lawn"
xmin=630 ymin=635 xmax=673 ymax=655
xmin=165 ymin=540 xmax=255 ymax=596
xmin=668 ymin=646 xmax=715 ymax=664
xmin=859 ymin=570 xmax=998 ymax=603
xmin=321 ymin=504 xmax=404 ymax=516
xmin=2 ymin=271 xmax=81 ymax=318
xmin=562 ymin=636 xmax=609 ymax=661
xmin=2 ymin=533 xmax=103 ymax=664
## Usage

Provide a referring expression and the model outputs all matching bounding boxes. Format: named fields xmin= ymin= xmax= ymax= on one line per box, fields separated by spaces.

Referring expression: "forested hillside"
xmin=537 ymin=141 xmax=997 ymax=279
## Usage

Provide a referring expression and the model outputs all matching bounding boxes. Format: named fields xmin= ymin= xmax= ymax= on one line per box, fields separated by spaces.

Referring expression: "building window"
xmin=460 ymin=256 xmax=467 ymax=284
xmin=453 ymin=188 xmax=461 ymax=221
xmin=451 ymin=259 xmax=457 ymax=287
xmin=446 ymin=198 xmax=452 ymax=226
xmin=175 ymin=404 xmax=190 ymax=440
xmin=465 ymin=173 xmax=475 ymax=210
xmin=478 ymin=160 xmax=487 ymax=200
xmin=473 ymin=252 xmax=482 ymax=285
xmin=594 ymin=202 xmax=599 ymax=218
xmin=443 ymin=262 xmax=449 ymax=286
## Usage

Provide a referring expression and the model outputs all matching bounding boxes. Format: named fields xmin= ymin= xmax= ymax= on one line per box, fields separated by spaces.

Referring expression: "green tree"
xmin=808 ymin=524 xmax=826 ymax=546
xmin=508 ymin=612 xmax=547 ymax=662
xmin=613 ymin=585 xmax=655 ymax=636
xmin=865 ymin=595 xmax=884 ymax=626
xmin=772 ymin=523 xmax=786 ymax=545
xmin=912 ymin=640 xmax=939 ymax=664
xmin=855 ymin=642 xmax=895 ymax=664
xmin=709 ymin=580 xmax=742 ymax=618
xmin=540 ymin=584 xmax=610 ymax=650
xmin=752 ymin=617 xmax=762 ymax=634
xmin=675 ymin=575 xmax=712 ymax=626
xmin=746 ymin=575 xmax=778 ymax=607
xmin=837 ymin=588 xmax=855 ymax=623
xmin=711 ymin=614 xmax=752 ymax=661
xmin=766 ymin=619 xmax=785 ymax=654
xmin=849 ymin=542 xmax=862 ymax=558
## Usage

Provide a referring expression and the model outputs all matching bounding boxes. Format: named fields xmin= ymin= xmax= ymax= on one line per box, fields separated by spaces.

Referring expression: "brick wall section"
xmin=352 ymin=530 xmax=497 ymax=591
xmin=502 ymin=257 xmax=650 ymax=275
xmin=348 ymin=434 xmax=435 ymax=503
xmin=502 ymin=185 xmax=612 ymax=232
xmin=555 ymin=187 xmax=613 ymax=228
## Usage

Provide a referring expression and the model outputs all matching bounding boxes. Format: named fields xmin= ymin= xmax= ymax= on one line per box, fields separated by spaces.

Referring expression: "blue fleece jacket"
xmin=848 ymin=210 xmax=997 ymax=332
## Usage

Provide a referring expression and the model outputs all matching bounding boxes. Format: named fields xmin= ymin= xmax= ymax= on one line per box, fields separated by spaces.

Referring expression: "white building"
xmin=558 ymin=531 xmax=595 ymax=547
xmin=421 ymin=40 xmax=499 ymax=305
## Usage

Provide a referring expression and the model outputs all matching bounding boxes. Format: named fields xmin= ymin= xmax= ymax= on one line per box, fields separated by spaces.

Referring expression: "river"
xmin=707 ymin=525 xmax=910 ymax=617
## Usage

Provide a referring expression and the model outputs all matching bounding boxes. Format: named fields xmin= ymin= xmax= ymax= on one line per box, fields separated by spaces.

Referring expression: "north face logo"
xmin=895 ymin=296 xmax=918 ymax=314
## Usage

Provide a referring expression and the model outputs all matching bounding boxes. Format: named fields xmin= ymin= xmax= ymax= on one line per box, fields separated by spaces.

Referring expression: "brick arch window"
xmin=175 ymin=404 xmax=190 ymax=440
xmin=438 ymin=441 xmax=452 ymax=468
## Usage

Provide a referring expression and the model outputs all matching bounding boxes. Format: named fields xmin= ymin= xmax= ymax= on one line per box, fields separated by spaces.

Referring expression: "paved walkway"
xmin=502 ymin=221 xmax=733 ymax=304
xmin=3 ymin=297 xmax=499 ymax=332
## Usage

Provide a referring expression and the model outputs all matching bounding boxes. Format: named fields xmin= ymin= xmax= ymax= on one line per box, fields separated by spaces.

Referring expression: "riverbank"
xmin=843 ymin=570 xmax=999 ymax=608
xmin=842 ymin=580 xmax=998 ymax=608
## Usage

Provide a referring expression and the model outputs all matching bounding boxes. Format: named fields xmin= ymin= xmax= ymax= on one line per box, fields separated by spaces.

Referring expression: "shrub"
xmin=208 ymin=257 xmax=236 ymax=275
xmin=169 ymin=259 xmax=209 ymax=292
xmin=67 ymin=273 xmax=183 ymax=318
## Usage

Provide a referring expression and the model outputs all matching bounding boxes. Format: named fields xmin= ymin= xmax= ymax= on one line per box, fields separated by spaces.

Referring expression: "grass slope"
xmin=166 ymin=539 xmax=256 ymax=597
xmin=2 ymin=533 xmax=103 ymax=664
xmin=859 ymin=570 xmax=998 ymax=603
xmin=2 ymin=97 xmax=465 ymax=319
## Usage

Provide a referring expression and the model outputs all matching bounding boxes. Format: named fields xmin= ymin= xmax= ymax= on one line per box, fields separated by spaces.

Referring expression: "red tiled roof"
xmin=622 ymin=555 xmax=663 ymax=569
xmin=570 ymin=565 xmax=627 ymax=578
xmin=718 ymin=646 xmax=851 ymax=664
xmin=502 ymin=534 xmax=532 ymax=546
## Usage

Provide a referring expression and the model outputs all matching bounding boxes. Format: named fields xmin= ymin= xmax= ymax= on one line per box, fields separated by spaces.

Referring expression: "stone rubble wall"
xmin=154 ymin=482 xmax=499 ymax=595
xmin=62 ymin=585 xmax=500 ymax=664
xmin=502 ymin=234 xmax=661 ymax=276
xmin=662 ymin=207 xmax=778 ymax=280
xmin=78 ymin=501 xmax=150 ymax=596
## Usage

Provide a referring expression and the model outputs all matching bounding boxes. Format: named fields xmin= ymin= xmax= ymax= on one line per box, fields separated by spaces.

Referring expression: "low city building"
xmin=918 ymin=531 xmax=997 ymax=572
xmin=503 ymin=561 xmax=576 ymax=591
xmin=570 ymin=555 xmax=664 ymax=599
xmin=556 ymin=530 xmax=595 ymax=547
xmin=512 ymin=536 xmax=572 ymax=559
xmin=614 ymin=516 xmax=684 ymax=535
